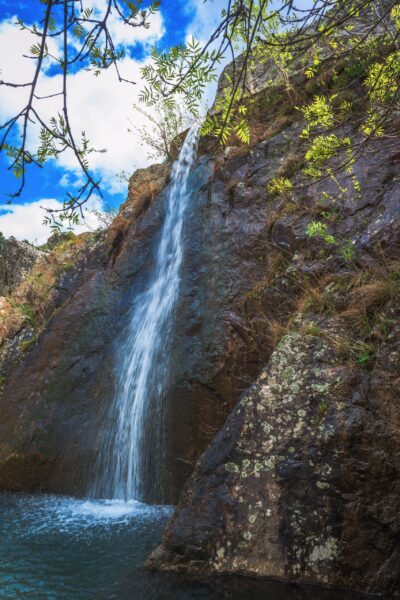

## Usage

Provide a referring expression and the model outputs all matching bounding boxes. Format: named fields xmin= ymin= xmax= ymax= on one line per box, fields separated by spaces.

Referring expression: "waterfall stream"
xmin=92 ymin=125 xmax=199 ymax=502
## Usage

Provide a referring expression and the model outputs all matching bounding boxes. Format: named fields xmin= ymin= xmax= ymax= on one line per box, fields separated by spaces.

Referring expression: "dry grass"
xmin=225 ymin=178 xmax=240 ymax=199
xmin=340 ymin=262 xmax=400 ymax=329
xmin=296 ymin=273 xmax=341 ymax=315
xmin=257 ymin=115 xmax=295 ymax=143
xmin=341 ymin=281 xmax=390 ymax=324
xmin=294 ymin=260 xmax=400 ymax=321
xmin=265 ymin=318 xmax=288 ymax=348
xmin=243 ymin=248 xmax=291 ymax=304
xmin=291 ymin=261 xmax=400 ymax=370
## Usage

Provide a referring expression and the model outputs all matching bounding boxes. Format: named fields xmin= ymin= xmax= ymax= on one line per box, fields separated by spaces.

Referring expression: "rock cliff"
xmin=0 ymin=26 xmax=399 ymax=597
xmin=0 ymin=236 xmax=44 ymax=296
xmin=149 ymin=50 xmax=400 ymax=596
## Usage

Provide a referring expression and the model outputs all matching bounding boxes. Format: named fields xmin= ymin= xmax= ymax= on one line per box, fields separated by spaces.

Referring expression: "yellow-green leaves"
xmin=365 ymin=51 xmax=400 ymax=105
xmin=306 ymin=221 xmax=355 ymax=263
xmin=360 ymin=113 xmax=384 ymax=138
xmin=306 ymin=221 xmax=337 ymax=246
xmin=140 ymin=37 xmax=222 ymax=118
xmin=391 ymin=5 xmax=400 ymax=30
xmin=304 ymin=135 xmax=350 ymax=178
xmin=305 ymin=52 xmax=322 ymax=79
xmin=200 ymin=77 xmax=250 ymax=145
xmin=301 ymin=95 xmax=335 ymax=130
xmin=234 ymin=118 xmax=251 ymax=144
xmin=267 ymin=177 xmax=293 ymax=197
xmin=359 ymin=50 xmax=400 ymax=139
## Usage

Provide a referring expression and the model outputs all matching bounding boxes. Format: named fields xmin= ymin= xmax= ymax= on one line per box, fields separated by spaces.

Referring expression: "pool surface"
xmin=0 ymin=493 xmax=384 ymax=600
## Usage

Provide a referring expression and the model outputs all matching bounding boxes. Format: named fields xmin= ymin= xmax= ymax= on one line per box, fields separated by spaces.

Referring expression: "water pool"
xmin=0 ymin=493 xmax=380 ymax=600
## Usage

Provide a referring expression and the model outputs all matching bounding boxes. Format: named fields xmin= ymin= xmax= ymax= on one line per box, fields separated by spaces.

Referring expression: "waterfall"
xmin=92 ymin=125 xmax=200 ymax=502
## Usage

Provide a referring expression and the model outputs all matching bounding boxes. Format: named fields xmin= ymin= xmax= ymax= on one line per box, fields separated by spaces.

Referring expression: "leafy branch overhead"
xmin=0 ymin=0 xmax=160 ymax=227
xmin=1 ymin=0 xmax=400 ymax=227
xmin=141 ymin=1 xmax=399 ymax=185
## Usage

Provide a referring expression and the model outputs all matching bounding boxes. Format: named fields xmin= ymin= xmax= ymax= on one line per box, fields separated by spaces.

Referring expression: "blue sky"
xmin=0 ymin=0 xmax=223 ymax=243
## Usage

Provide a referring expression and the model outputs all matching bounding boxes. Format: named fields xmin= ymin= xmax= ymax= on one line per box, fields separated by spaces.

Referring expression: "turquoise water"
xmin=0 ymin=493 xmax=172 ymax=599
xmin=0 ymin=493 xmax=379 ymax=600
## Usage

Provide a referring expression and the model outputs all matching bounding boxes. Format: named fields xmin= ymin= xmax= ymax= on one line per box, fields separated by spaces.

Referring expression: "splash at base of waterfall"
xmin=92 ymin=125 xmax=200 ymax=503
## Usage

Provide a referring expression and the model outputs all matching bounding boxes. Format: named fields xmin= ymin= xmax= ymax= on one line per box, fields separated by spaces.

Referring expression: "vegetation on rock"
xmin=0 ymin=231 xmax=97 ymax=380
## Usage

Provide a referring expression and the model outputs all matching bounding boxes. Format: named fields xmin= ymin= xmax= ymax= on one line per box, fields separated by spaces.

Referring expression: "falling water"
xmin=92 ymin=125 xmax=200 ymax=503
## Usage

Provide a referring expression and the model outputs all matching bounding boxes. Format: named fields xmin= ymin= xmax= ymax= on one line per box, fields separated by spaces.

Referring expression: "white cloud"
xmin=59 ymin=173 xmax=72 ymax=188
xmin=186 ymin=0 xmax=227 ymax=44
xmin=0 ymin=15 xmax=61 ymax=82
xmin=0 ymin=11 xmax=165 ymax=197
xmin=85 ymin=0 xmax=164 ymax=47
xmin=0 ymin=197 xmax=105 ymax=245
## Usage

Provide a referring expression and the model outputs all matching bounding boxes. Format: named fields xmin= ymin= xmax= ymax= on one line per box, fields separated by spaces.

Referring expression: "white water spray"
xmin=93 ymin=125 xmax=199 ymax=502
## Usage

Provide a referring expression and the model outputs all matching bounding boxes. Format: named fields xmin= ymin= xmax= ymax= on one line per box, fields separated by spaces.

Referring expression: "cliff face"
xmin=0 ymin=35 xmax=399 ymax=596
xmin=147 ymin=78 xmax=400 ymax=593
xmin=0 ymin=146 xmax=285 ymax=502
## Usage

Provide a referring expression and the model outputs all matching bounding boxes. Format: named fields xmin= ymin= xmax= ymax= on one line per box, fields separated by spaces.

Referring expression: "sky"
xmin=0 ymin=0 xmax=225 ymax=243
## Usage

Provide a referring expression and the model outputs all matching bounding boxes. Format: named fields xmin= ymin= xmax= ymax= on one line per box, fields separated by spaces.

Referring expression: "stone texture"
xmin=0 ymin=237 xmax=44 ymax=296
xmin=146 ymin=123 xmax=400 ymax=593
xmin=0 ymin=232 xmax=98 ymax=377
xmin=147 ymin=80 xmax=400 ymax=593
xmin=150 ymin=311 xmax=400 ymax=595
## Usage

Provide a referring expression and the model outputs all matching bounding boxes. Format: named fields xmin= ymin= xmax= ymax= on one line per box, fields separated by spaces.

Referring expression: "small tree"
xmin=129 ymin=100 xmax=190 ymax=162
xmin=87 ymin=205 xmax=118 ymax=230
